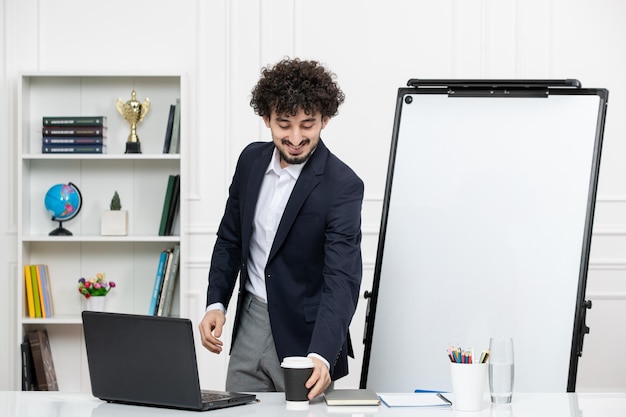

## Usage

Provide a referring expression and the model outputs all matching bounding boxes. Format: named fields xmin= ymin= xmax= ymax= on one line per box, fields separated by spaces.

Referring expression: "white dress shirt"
xmin=245 ymin=148 xmax=304 ymax=300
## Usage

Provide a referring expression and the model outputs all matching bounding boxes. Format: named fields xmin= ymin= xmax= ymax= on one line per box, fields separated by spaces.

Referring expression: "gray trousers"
xmin=225 ymin=293 xmax=285 ymax=392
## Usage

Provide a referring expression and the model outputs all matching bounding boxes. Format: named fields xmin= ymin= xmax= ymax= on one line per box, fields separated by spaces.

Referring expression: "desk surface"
xmin=2 ymin=391 xmax=626 ymax=417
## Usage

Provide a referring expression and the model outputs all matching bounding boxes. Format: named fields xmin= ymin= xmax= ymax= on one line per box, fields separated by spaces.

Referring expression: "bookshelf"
xmin=16 ymin=73 xmax=187 ymax=392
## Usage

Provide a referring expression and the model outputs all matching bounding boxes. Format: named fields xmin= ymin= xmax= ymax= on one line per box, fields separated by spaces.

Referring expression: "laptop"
xmin=82 ymin=311 xmax=256 ymax=411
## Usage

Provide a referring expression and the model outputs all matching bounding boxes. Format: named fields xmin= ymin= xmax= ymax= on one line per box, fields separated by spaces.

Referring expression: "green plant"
xmin=110 ymin=191 xmax=122 ymax=210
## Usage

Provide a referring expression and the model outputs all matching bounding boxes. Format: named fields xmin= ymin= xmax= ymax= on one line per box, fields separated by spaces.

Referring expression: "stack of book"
xmin=23 ymin=264 xmax=54 ymax=319
xmin=21 ymin=329 xmax=58 ymax=391
xmin=42 ymin=116 xmax=107 ymax=154
xmin=148 ymin=245 xmax=181 ymax=316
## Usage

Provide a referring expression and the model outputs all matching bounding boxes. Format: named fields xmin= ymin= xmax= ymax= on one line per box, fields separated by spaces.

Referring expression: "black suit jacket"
xmin=206 ymin=140 xmax=364 ymax=380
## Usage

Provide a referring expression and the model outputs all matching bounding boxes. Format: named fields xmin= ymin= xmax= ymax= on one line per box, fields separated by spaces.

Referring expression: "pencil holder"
xmin=449 ymin=362 xmax=488 ymax=411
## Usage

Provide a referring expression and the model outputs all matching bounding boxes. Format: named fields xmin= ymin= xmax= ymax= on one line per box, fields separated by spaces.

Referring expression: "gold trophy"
xmin=116 ymin=90 xmax=150 ymax=153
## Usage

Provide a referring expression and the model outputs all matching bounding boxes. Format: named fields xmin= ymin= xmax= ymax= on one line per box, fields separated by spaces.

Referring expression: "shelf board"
xmin=21 ymin=235 xmax=180 ymax=243
xmin=21 ymin=154 xmax=180 ymax=161
xmin=21 ymin=315 xmax=83 ymax=325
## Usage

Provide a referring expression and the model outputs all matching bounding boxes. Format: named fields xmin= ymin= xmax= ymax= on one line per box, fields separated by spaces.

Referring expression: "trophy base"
xmin=125 ymin=142 xmax=142 ymax=154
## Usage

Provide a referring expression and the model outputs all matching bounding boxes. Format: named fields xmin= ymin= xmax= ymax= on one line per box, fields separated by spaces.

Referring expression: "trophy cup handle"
xmin=115 ymin=98 xmax=125 ymax=117
xmin=140 ymin=98 xmax=151 ymax=119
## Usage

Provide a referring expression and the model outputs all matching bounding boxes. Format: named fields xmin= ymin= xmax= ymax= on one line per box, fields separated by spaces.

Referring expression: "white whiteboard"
xmin=363 ymin=85 xmax=607 ymax=393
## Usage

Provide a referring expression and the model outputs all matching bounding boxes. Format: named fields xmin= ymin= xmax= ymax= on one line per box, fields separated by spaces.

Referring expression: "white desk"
xmin=2 ymin=392 xmax=626 ymax=417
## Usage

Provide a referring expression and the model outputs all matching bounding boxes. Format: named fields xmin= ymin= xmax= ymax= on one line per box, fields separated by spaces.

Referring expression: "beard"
xmin=278 ymin=141 xmax=317 ymax=165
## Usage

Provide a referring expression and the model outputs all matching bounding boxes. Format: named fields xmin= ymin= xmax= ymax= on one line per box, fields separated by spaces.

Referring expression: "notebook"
xmin=324 ymin=389 xmax=381 ymax=406
xmin=82 ymin=311 xmax=256 ymax=411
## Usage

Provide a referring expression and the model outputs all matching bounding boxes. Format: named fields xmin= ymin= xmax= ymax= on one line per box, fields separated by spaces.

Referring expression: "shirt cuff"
xmin=307 ymin=353 xmax=330 ymax=370
xmin=206 ymin=302 xmax=226 ymax=313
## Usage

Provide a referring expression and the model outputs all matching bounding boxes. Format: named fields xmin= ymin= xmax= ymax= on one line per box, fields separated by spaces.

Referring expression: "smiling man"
xmin=199 ymin=58 xmax=364 ymax=399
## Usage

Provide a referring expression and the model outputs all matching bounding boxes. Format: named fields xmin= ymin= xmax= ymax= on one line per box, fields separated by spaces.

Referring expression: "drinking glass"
xmin=488 ymin=337 xmax=514 ymax=404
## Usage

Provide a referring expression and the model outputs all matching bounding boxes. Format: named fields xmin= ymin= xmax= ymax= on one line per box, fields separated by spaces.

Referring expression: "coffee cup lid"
xmin=281 ymin=356 xmax=314 ymax=369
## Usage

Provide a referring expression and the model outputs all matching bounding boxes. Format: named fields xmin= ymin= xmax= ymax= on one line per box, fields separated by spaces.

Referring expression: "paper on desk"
xmin=378 ymin=393 xmax=452 ymax=407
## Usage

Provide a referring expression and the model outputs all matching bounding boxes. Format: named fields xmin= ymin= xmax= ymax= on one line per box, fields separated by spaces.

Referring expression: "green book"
xmin=29 ymin=265 xmax=42 ymax=318
xmin=42 ymin=116 xmax=107 ymax=127
xmin=158 ymin=175 xmax=177 ymax=236
xmin=168 ymin=99 xmax=181 ymax=154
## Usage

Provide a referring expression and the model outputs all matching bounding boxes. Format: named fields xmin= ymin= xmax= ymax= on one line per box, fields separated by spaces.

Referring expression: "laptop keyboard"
xmin=201 ymin=391 xmax=231 ymax=402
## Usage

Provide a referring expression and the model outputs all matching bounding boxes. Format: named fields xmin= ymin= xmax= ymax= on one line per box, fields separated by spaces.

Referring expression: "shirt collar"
xmin=265 ymin=147 xmax=306 ymax=180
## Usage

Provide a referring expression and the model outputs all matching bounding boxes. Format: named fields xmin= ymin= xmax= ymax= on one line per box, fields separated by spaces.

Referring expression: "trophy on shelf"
xmin=116 ymin=90 xmax=150 ymax=154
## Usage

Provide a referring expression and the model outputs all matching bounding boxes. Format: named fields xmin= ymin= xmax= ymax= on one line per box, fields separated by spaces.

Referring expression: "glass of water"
xmin=488 ymin=337 xmax=514 ymax=404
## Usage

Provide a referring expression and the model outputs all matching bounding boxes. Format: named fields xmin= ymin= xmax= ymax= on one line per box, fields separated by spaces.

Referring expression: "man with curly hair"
xmin=199 ymin=58 xmax=364 ymax=399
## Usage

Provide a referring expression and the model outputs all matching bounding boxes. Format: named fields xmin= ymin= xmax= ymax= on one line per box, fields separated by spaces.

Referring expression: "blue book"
xmin=148 ymin=250 xmax=169 ymax=315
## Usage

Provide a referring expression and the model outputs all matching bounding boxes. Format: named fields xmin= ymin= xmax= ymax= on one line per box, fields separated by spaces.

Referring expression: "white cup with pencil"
xmin=448 ymin=345 xmax=490 ymax=412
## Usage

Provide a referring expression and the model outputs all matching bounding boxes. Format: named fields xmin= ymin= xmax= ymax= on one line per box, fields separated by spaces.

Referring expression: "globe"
xmin=44 ymin=182 xmax=82 ymax=236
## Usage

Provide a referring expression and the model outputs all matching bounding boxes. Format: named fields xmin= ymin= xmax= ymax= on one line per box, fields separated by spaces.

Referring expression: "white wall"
xmin=1 ymin=0 xmax=625 ymax=392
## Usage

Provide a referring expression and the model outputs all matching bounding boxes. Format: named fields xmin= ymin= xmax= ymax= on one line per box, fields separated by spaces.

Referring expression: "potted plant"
xmin=78 ymin=272 xmax=116 ymax=311
xmin=100 ymin=191 xmax=128 ymax=235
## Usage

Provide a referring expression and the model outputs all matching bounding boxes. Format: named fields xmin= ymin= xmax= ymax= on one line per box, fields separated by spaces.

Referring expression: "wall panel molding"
xmin=587 ymin=293 xmax=626 ymax=301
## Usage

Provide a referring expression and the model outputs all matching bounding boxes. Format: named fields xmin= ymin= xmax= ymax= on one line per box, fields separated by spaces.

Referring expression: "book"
xmin=158 ymin=245 xmax=180 ymax=317
xmin=21 ymin=340 xmax=36 ymax=391
xmin=38 ymin=329 xmax=58 ymax=391
xmin=24 ymin=265 xmax=35 ymax=318
xmin=324 ymin=389 xmax=381 ymax=406
xmin=158 ymin=175 xmax=177 ymax=236
xmin=27 ymin=329 xmax=58 ymax=390
xmin=42 ymin=116 xmax=106 ymax=127
xmin=42 ymin=126 xmax=106 ymax=137
xmin=157 ymin=248 xmax=175 ymax=316
xmin=42 ymin=145 xmax=105 ymax=154
xmin=169 ymin=99 xmax=181 ymax=154
xmin=162 ymin=104 xmax=176 ymax=153
xmin=43 ymin=137 xmax=105 ymax=145
xmin=34 ymin=264 xmax=48 ymax=318
xmin=165 ymin=174 xmax=180 ymax=236
xmin=148 ymin=250 xmax=170 ymax=315
xmin=29 ymin=265 xmax=42 ymax=318
xmin=38 ymin=264 xmax=54 ymax=317
xmin=44 ymin=264 xmax=55 ymax=316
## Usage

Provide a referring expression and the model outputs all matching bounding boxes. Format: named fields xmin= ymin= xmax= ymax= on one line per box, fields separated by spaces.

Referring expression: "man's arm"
xmin=308 ymin=173 xmax=364 ymax=376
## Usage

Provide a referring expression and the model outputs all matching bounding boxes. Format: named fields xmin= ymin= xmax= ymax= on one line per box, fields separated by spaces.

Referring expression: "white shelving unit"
xmin=16 ymin=73 xmax=187 ymax=392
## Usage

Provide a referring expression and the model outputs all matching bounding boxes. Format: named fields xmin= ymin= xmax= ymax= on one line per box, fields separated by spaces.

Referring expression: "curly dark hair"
xmin=250 ymin=58 xmax=345 ymax=119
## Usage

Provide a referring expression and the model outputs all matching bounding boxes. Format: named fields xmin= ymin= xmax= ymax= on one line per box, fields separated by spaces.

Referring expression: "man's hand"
xmin=305 ymin=356 xmax=331 ymax=400
xmin=198 ymin=309 xmax=226 ymax=354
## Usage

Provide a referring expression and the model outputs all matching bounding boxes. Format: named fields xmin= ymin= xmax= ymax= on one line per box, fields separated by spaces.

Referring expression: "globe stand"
xmin=49 ymin=220 xmax=73 ymax=236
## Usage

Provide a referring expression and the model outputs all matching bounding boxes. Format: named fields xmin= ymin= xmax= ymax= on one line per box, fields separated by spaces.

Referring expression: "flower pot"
xmin=101 ymin=210 xmax=128 ymax=236
xmin=84 ymin=296 xmax=106 ymax=312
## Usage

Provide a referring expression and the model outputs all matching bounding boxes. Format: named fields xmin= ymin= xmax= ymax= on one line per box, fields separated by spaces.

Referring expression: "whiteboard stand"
xmin=360 ymin=79 xmax=608 ymax=393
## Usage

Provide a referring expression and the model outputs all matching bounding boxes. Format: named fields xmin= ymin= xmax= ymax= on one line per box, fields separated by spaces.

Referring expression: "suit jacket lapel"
xmin=268 ymin=141 xmax=328 ymax=263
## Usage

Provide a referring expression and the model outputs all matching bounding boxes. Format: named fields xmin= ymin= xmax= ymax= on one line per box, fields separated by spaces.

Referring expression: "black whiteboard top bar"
xmin=407 ymin=79 xmax=582 ymax=88
xmin=405 ymin=79 xmax=582 ymax=98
